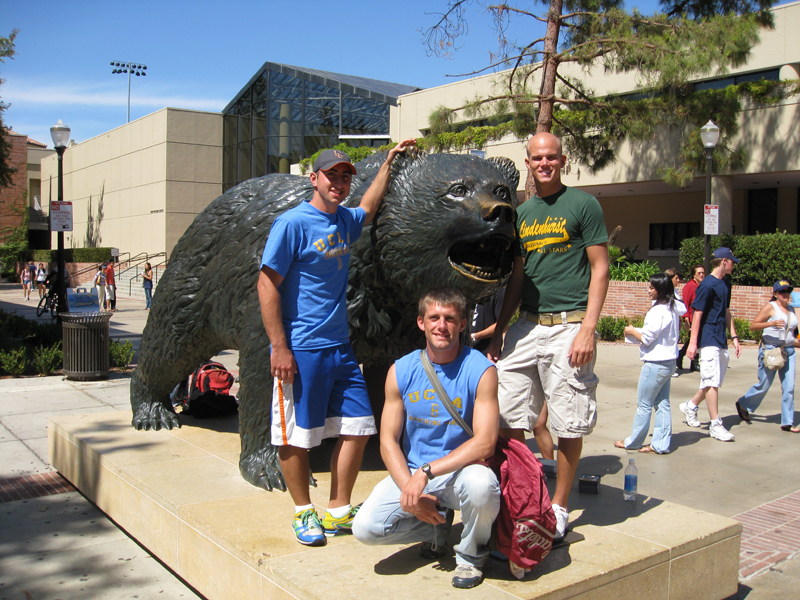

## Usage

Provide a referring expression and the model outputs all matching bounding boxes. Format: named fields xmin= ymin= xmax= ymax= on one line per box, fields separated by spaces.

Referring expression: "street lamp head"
xmin=50 ymin=119 xmax=71 ymax=149
xmin=700 ymin=120 xmax=720 ymax=149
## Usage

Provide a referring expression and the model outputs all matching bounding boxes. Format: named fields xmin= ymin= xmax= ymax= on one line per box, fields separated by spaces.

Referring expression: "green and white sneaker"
xmin=321 ymin=504 xmax=361 ymax=538
xmin=292 ymin=509 xmax=326 ymax=546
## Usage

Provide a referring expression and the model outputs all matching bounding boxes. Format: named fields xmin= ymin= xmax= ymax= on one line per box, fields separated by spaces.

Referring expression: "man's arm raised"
xmin=569 ymin=243 xmax=609 ymax=367
xmin=358 ymin=139 xmax=416 ymax=224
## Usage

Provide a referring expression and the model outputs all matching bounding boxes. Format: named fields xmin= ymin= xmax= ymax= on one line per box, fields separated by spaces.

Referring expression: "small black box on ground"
xmin=578 ymin=474 xmax=600 ymax=494
xmin=540 ymin=458 xmax=557 ymax=478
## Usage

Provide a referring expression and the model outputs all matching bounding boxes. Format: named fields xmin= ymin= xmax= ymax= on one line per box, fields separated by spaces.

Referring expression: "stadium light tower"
xmin=110 ymin=61 xmax=148 ymax=123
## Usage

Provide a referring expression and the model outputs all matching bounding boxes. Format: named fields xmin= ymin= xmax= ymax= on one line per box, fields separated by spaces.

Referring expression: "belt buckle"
xmin=542 ymin=313 xmax=554 ymax=326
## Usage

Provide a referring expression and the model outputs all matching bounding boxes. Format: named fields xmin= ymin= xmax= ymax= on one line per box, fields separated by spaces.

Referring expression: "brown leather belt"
xmin=523 ymin=310 xmax=586 ymax=326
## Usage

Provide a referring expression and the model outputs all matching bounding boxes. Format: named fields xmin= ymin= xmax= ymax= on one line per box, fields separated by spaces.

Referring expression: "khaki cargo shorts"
xmin=496 ymin=320 xmax=599 ymax=438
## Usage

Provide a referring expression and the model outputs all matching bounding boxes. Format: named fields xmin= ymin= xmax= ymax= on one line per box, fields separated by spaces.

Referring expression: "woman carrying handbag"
xmin=735 ymin=280 xmax=800 ymax=432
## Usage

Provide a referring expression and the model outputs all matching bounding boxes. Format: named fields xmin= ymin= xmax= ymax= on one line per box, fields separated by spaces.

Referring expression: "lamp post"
xmin=700 ymin=119 xmax=720 ymax=274
xmin=50 ymin=119 xmax=71 ymax=317
xmin=110 ymin=61 xmax=147 ymax=123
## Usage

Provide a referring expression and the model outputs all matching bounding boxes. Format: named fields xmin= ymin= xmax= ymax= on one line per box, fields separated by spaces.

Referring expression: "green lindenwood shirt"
xmin=515 ymin=186 xmax=608 ymax=314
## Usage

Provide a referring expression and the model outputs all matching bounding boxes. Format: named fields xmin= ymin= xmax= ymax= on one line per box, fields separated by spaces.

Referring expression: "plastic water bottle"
xmin=624 ymin=458 xmax=638 ymax=501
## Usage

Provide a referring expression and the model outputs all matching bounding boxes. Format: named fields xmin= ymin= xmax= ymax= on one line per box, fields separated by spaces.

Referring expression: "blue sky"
xmin=0 ymin=0 xmax=756 ymax=147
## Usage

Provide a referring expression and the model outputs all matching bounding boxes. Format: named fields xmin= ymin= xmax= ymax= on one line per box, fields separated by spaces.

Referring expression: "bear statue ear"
xmin=487 ymin=157 xmax=520 ymax=192
xmin=389 ymin=145 xmax=425 ymax=180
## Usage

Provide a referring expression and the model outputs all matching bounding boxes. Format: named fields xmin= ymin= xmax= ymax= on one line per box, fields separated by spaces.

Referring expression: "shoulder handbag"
xmin=419 ymin=350 xmax=556 ymax=577
xmin=762 ymin=307 xmax=790 ymax=371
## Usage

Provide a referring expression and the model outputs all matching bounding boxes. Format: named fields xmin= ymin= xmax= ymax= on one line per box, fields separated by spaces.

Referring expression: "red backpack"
xmin=172 ymin=361 xmax=237 ymax=418
xmin=486 ymin=437 xmax=557 ymax=573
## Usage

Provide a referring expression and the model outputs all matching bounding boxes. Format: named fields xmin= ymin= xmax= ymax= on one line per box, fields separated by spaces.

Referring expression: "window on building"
xmin=649 ymin=222 xmax=702 ymax=251
xmin=747 ymin=188 xmax=778 ymax=235
xmin=222 ymin=64 xmax=416 ymax=190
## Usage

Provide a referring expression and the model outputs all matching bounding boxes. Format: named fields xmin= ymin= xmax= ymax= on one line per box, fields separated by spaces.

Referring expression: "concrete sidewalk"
xmin=1 ymin=281 xmax=799 ymax=599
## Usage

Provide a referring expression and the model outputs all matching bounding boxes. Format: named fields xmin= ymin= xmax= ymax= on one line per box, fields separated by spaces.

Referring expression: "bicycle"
xmin=37 ymin=287 xmax=59 ymax=318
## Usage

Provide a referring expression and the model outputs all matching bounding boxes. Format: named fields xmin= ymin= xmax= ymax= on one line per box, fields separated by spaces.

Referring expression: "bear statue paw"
xmin=131 ymin=402 xmax=181 ymax=431
xmin=240 ymin=445 xmax=317 ymax=492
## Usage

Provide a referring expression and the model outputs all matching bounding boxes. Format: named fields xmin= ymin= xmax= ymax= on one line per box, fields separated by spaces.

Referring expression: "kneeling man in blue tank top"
xmin=353 ymin=288 xmax=501 ymax=589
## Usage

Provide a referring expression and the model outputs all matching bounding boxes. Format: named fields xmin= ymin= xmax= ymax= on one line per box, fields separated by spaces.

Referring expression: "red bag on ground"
xmin=486 ymin=437 xmax=557 ymax=574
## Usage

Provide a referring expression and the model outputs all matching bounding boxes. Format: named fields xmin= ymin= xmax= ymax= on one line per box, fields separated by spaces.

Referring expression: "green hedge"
xmin=20 ymin=248 xmax=114 ymax=263
xmin=680 ymin=233 xmax=800 ymax=286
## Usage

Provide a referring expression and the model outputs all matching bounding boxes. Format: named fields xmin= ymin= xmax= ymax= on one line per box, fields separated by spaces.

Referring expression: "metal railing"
xmin=118 ymin=252 xmax=168 ymax=295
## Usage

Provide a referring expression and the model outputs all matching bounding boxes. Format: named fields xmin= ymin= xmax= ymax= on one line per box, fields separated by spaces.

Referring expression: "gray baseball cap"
xmin=313 ymin=149 xmax=356 ymax=175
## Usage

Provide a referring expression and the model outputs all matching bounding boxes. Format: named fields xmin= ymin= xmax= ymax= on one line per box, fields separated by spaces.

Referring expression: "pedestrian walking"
xmin=735 ymin=279 xmax=800 ymax=432
xmin=615 ymin=273 xmax=685 ymax=454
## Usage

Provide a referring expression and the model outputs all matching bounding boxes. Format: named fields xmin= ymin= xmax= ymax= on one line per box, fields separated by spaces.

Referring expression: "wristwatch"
xmin=420 ymin=463 xmax=434 ymax=480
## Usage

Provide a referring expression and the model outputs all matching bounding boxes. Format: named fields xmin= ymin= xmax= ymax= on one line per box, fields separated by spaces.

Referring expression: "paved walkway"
xmin=1 ymin=281 xmax=798 ymax=599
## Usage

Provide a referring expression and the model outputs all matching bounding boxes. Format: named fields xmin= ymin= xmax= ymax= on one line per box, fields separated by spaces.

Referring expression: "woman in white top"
xmin=615 ymin=273 xmax=686 ymax=454
xmin=736 ymin=280 xmax=800 ymax=432
xmin=94 ymin=265 xmax=107 ymax=311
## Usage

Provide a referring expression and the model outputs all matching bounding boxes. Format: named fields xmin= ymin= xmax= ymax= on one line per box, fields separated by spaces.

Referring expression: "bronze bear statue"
xmin=130 ymin=149 xmax=519 ymax=491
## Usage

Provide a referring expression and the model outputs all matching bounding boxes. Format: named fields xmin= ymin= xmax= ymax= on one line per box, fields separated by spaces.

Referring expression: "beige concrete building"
xmin=391 ymin=1 xmax=800 ymax=267
xmin=40 ymin=108 xmax=222 ymax=259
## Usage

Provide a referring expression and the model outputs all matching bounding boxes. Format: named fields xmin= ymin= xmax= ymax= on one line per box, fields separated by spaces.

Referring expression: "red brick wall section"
xmin=601 ymin=280 xmax=773 ymax=322
xmin=0 ymin=135 xmax=29 ymax=243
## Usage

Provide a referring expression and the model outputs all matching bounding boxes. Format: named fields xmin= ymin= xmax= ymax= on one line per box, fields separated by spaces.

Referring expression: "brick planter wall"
xmin=601 ymin=280 xmax=774 ymax=321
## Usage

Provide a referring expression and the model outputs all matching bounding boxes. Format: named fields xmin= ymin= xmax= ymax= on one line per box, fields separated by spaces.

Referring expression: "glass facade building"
xmin=223 ymin=62 xmax=418 ymax=191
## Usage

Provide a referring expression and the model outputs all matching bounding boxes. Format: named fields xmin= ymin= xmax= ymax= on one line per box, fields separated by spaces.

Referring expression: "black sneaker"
xmin=735 ymin=401 xmax=751 ymax=422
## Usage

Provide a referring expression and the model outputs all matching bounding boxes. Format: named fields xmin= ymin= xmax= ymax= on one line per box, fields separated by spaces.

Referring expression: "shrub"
xmin=596 ymin=316 xmax=629 ymax=341
xmin=33 ymin=342 xmax=62 ymax=376
xmin=109 ymin=339 xmax=135 ymax=371
xmin=734 ymin=318 xmax=762 ymax=343
xmin=680 ymin=233 xmax=800 ymax=286
xmin=0 ymin=347 xmax=28 ymax=377
xmin=629 ymin=315 xmax=645 ymax=328
xmin=609 ymin=260 xmax=661 ymax=282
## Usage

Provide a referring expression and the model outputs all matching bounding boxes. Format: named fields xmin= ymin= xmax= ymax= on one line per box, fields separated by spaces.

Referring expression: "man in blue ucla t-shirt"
xmin=353 ymin=288 xmax=501 ymax=589
xmin=258 ymin=139 xmax=416 ymax=547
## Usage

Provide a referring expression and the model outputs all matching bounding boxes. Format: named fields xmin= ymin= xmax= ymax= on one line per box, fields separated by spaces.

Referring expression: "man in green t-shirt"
xmin=486 ymin=132 xmax=609 ymax=541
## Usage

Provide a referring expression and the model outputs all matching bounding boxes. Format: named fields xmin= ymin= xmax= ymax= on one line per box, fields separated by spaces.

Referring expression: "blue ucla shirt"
xmin=395 ymin=347 xmax=494 ymax=470
xmin=261 ymin=199 xmax=365 ymax=349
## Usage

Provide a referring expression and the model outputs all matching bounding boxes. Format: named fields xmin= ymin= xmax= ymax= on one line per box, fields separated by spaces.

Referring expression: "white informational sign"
xmin=704 ymin=204 xmax=719 ymax=236
xmin=50 ymin=201 xmax=73 ymax=231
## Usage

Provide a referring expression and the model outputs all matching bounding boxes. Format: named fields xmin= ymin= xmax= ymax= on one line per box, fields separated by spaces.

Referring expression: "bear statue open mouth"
xmin=449 ymin=234 xmax=515 ymax=282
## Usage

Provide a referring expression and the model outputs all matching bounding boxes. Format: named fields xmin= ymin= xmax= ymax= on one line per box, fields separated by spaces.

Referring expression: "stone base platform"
xmin=48 ymin=412 xmax=741 ymax=600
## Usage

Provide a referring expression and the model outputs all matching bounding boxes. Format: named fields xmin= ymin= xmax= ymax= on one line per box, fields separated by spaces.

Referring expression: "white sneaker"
xmin=709 ymin=418 xmax=735 ymax=441
xmin=679 ymin=401 xmax=701 ymax=428
xmin=552 ymin=503 xmax=569 ymax=540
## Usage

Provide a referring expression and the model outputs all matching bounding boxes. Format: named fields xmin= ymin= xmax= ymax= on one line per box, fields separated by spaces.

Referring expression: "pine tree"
xmin=422 ymin=1 xmax=797 ymax=195
xmin=0 ymin=29 xmax=19 ymax=189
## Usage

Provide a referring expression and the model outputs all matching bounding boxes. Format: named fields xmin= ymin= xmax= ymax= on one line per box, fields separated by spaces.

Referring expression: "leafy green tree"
xmin=422 ymin=1 xmax=796 ymax=196
xmin=0 ymin=29 xmax=19 ymax=189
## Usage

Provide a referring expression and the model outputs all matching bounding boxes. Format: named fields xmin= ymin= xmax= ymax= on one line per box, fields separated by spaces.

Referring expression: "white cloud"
xmin=4 ymin=79 xmax=228 ymax=112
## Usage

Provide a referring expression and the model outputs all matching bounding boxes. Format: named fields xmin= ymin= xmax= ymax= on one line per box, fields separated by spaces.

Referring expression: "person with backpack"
xmin=36 ymin=263 xmax=48 ymax=299
xmin=353 ymin=288 xmax=500 ymax=589
xmin=21 ymin=262 xmax=32 ymax=300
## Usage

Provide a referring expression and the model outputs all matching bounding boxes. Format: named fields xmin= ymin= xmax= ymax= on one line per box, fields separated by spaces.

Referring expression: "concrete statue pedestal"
xmin=49 ymin=411 xmax=741 ymax=600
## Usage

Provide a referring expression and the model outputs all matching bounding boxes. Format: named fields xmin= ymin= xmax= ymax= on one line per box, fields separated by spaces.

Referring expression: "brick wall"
xmin=601 ymin=280 xmax=774 ymax=321
xmin=0 ymin=134 xmax=28 ymax=242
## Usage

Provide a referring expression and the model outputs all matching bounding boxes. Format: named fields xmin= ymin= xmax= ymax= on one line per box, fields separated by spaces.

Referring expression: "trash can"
xmin=61 ymin=312 xmax=113 ymax=380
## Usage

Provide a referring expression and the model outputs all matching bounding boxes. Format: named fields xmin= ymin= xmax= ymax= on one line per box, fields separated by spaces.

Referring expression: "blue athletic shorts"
xmin=271 ymin=344 xmax=377 ymax=449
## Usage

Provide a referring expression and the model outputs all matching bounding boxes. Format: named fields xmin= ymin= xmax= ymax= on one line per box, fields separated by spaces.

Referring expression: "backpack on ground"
xmin=171 ymin=361 xmax=237 ymax=418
